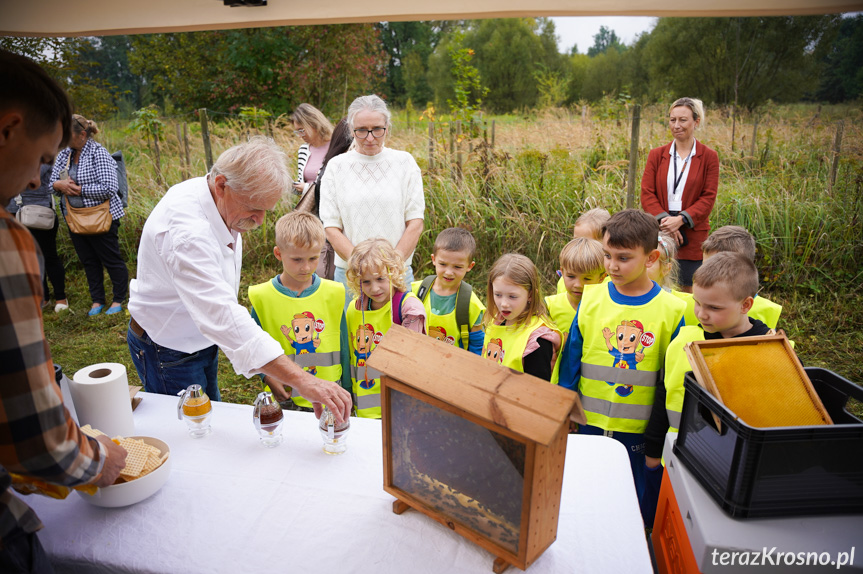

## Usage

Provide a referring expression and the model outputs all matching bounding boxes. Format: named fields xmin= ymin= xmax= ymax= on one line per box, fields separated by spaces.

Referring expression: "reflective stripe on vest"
xmin=356 ymin=393 xmax=381 ymax=411
xmin=579 ymin=394 xmax=653 ymax=423
xmin=667 ymin=409 xmax=682 ymax=431
xmin=349 ymin=364 xmax=383 ymax=381
xmin=291 ymin=350 xmax=341 ymax=368
xmin=581 ymin=363 xmax=658 ymax=387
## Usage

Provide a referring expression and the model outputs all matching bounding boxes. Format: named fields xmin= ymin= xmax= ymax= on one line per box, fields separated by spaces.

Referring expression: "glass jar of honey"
xmin=253 ymin=391 xmax=284 ymax=447
xmin=177 ymin=384 xmax=212 ymax=438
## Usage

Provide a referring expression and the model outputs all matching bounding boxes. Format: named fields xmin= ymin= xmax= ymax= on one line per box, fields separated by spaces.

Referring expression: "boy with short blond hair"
xmin=412 ymin=227 xmax=486 ymax=354
xmin=641 ymin=252 xmax=772 ymax=526
xmin=557 ymin=208 xmax=611 ymax=293
xmin=559 ymin=209 xmax=685 ymax=518
xmin=678 ymin=225 xmax=782 ymax=328
xmin=249 ymin=211 xmax=351 ymax=411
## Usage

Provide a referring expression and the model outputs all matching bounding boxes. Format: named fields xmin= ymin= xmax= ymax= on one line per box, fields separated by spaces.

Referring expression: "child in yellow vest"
xmin=558 ymin=209 xmax=685 ymax=523
xmin=346 ymin=238 xmax=427 ymax=418
xmin=411 ymin=227 xmax=486 ymax=355
xmin=483 ymin=254 xmax=561 ymax=381
xmin=248 ymin=212 xmax=351 ymax=411
xmin=556 ymin=207 xmax=610 ymax=294
xmin=641 ymin=252 xmax=772 ymax=527
xmin=675 ymin=225 xmax=783 ymax=328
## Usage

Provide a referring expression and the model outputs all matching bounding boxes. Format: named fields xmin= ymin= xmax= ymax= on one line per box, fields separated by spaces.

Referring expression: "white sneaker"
xmin=54 ymin=302 xmax=69 ymax=313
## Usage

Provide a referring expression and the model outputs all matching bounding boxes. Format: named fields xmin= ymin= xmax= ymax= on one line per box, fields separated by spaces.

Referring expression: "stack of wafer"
xmin=80 ymin=425 xmax=168 ymax=484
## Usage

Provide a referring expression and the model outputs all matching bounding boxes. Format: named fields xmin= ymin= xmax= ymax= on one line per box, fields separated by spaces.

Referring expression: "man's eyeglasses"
xmin=293 ymin=128 xmax=306 ymax=136
xmin=353 ymin=127 xmax=387 ymax=139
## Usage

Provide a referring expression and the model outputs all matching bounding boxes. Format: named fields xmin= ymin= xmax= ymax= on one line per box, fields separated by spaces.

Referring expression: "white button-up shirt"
xmin=666 ymin=139 xmax=697 ymax=212
xmin=128 ymin=176 xmax=283 ymax=377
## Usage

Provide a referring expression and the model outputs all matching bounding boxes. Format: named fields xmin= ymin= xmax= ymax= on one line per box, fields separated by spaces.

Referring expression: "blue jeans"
xmin=127 ymin=322 xmax=220 ymax=401
xmin=334 ymin=265 xmax=415 ymax=310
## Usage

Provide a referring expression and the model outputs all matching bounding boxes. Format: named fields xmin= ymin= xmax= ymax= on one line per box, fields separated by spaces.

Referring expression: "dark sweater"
xmin=644 ymin=317 xmax=771 ymax=458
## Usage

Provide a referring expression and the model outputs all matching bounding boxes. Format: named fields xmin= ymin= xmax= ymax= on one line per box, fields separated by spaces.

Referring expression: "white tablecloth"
xmin=27 ymin=393 xmax=652 ymax=574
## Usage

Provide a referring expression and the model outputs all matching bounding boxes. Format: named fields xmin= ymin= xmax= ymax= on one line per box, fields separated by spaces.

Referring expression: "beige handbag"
xmin=64 ymin=195 xmax=112 ymax=235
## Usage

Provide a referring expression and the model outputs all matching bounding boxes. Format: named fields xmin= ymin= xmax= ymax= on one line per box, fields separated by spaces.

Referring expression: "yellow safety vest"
xmin=249 ymin=278 xmax=345 ymax=408
xmin=577 ymin=282 xmax=685 ymax=433
xmin=483 ymin=316 xmax=561 ymax=380
xmin=663 ymin=326 xmax=705 ymax=433
xmin=410 ymin=280 xmax=485 ymax=350
xmin=675 ymin=290 xmax=781 ymax=329
xmin=346 ymin=292 xmax=421 ymax=419
xmin=556 ymin=275 xmax=566 ymax=295
xmin=751 ymin=296 xmax=782 ymax=329
xmin=545 ymin=292 xmax=577 ymax=335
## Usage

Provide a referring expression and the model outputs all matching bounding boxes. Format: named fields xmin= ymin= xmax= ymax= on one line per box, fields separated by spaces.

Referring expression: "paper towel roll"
xmin=70 ymin=363 xmax=135 ymax=437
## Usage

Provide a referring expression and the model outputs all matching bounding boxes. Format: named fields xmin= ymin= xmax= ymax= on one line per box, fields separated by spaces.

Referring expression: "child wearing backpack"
xmin=483 ymin=254 xmax=561 ymax=382
xmin=346 ymin=238 xmax=426 ymax=418
xmin=412 ymin=227 xmax=486 ymax=355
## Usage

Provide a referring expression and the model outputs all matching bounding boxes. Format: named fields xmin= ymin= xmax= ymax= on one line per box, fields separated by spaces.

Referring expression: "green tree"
xmin=446 ymin=34 xmax=488 ymax=122
xmin=1 ymin=36 xmax=118 ymax=118
xmin=376 ymin=21 xmax=443 ymax=105
xmin=817 ymin=14 xmax=863 ymax=102
xmin=587 ymin=26 xmax=625 ymax=57
xmin=642 ymin=16 xmax=839 ymax=108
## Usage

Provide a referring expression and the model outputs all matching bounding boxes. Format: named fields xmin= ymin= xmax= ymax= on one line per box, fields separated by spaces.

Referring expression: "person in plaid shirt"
xmin=0 ymin=50 xmax=128 ymax=573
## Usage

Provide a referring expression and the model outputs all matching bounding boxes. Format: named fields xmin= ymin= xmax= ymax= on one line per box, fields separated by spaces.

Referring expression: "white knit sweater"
xmin=319 ymin=148 xmax=425 ymax=268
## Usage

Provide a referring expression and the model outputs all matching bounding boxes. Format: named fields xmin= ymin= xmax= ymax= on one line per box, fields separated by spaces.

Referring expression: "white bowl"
xmin=77 ymin=436 xmax=171 ymax=508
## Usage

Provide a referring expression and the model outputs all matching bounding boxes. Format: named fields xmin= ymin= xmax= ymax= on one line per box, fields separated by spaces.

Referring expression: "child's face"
xmin=693 ymin=283 xmax=752 ymax=336
xmin=603 ymin=234 xmax=655 ymax=288
xmin=276 ymin=242 xmax=322 ymax=288
xmin=360 ymin=269 xmax=392 ymax=310
xmin=647 ymin=257 xmax=671 ymax=284
xmin=431 ymin=249 xmax=475 ymax=288
xmin=492 ymin=277 xmax=530 ymax=322
xmin=562 ymin=267 xmax=605 ymax=305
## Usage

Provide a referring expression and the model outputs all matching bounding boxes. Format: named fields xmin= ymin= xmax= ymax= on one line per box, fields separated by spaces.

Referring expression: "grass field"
xmin=43 ymin=103 xmax=863 ymax=412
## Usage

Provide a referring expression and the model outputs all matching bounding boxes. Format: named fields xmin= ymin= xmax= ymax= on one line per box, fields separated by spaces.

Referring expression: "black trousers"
xmin=68 ymin=219 xmax=129 ymax=306
xmin=29 ymin=216 xmax=66 ymax=301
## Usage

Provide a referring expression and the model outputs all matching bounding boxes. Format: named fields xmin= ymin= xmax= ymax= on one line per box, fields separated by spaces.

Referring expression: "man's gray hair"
xmin=347 ymin=95 xmax=391 ymax=130
xmin=210 ymin=136 xmax=290 ymax=200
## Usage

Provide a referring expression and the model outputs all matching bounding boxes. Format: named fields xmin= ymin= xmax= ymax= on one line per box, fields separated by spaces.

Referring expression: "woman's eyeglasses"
xmin=353 ymin=127 xmax=387 ymax=139
xmin=293 ymin=128 xmax=306 ymax=136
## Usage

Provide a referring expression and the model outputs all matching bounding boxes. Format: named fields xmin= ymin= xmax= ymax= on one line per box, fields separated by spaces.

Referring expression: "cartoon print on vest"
xmin=602 ymin=320 xmax=650 ymax=397
xmin=281 ymin=311 xmax=322 ymax=376
xmin=484 ymin=338 xmax=505 ymax=364
xmin=429 ymin=325 xmax=455 ymax=345
xmin=354 ymin=323 xmax=376 ymax=390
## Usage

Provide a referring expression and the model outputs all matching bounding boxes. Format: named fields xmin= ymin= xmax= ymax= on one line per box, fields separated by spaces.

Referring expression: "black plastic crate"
xmin=673 ymin=367 xmax=863 ymax=518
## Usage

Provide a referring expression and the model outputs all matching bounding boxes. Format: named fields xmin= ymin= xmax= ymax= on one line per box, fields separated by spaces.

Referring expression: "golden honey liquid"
xmin=182 ymin=396 xmax=211 ymax=417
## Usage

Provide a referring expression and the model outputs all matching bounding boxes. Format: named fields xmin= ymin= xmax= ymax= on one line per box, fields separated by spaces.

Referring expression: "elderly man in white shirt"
xmin=127 ymin=137 xmax=351 ymax=422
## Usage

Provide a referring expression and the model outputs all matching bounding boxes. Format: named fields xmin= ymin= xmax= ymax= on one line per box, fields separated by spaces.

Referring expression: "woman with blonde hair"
xmin=641 ymin=97 xmax=719 ymax=292
xmin=291 ymin=103 xmax=334 ymax=195
xmin=50 ymin=114 xmax=128 ymax=316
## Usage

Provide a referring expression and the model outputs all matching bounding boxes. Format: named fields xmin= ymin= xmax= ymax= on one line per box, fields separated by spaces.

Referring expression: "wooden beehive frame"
xmin=684 ymin=333 xmax=832 ymax=429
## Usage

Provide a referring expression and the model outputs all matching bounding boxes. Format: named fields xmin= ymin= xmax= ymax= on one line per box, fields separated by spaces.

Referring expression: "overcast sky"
xmin=550 ymin=16 xmax=657 ymax=54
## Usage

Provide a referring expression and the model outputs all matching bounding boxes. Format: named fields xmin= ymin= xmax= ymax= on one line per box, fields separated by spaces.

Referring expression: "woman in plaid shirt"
xmin=50 ymin=115 xmax=129 ymax=316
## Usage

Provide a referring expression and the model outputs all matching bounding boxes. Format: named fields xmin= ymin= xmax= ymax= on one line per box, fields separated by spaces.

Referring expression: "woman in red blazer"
xmin=641 ymin=97 xmax=719 ymax=291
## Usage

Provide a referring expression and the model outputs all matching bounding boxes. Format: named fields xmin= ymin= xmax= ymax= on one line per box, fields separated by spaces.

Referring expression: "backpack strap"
xmin=391 ymin=290 xmax=406 ymax=325
xmin=416 ymin=275 xmax=436 ymax=302
xmin=456 ymin=282 xmax=472 ymax=348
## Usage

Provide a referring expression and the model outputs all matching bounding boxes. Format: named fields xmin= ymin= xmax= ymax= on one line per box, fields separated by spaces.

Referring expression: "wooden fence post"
xmin=626 ymin=104 xmax=641 ymax=209
xmin=199 ymin=108 xmax=214 ymax=171
xmin=828 ymin=120 xmax=844 ymax=194
xmin=491 ymin=119 xmax=496 ymax=149
xmin=428 ymin=122 xmax=435 ymax=172
xmin=456 ymin=120 xmax=463 ymax=180
xmin=182 ymin=122 xmax=191 ymax=178
xmin=749 ymin=114 xmax=760 ymax=170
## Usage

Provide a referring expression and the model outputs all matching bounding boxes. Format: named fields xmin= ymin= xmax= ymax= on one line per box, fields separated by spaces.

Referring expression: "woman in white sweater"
xmin=320 ymin=95 xmax=425 ymax=301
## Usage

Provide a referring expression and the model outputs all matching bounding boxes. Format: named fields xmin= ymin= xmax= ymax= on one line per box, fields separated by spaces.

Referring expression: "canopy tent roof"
xmin=3 ymin=0 xmax=859 ymax=37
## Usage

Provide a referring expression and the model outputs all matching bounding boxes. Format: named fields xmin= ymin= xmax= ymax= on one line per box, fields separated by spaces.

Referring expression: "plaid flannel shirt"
xmin=0 ymin=207 xmax=107 ymax=545
xmin=50 ymin=138 xmax=124 ymax=220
